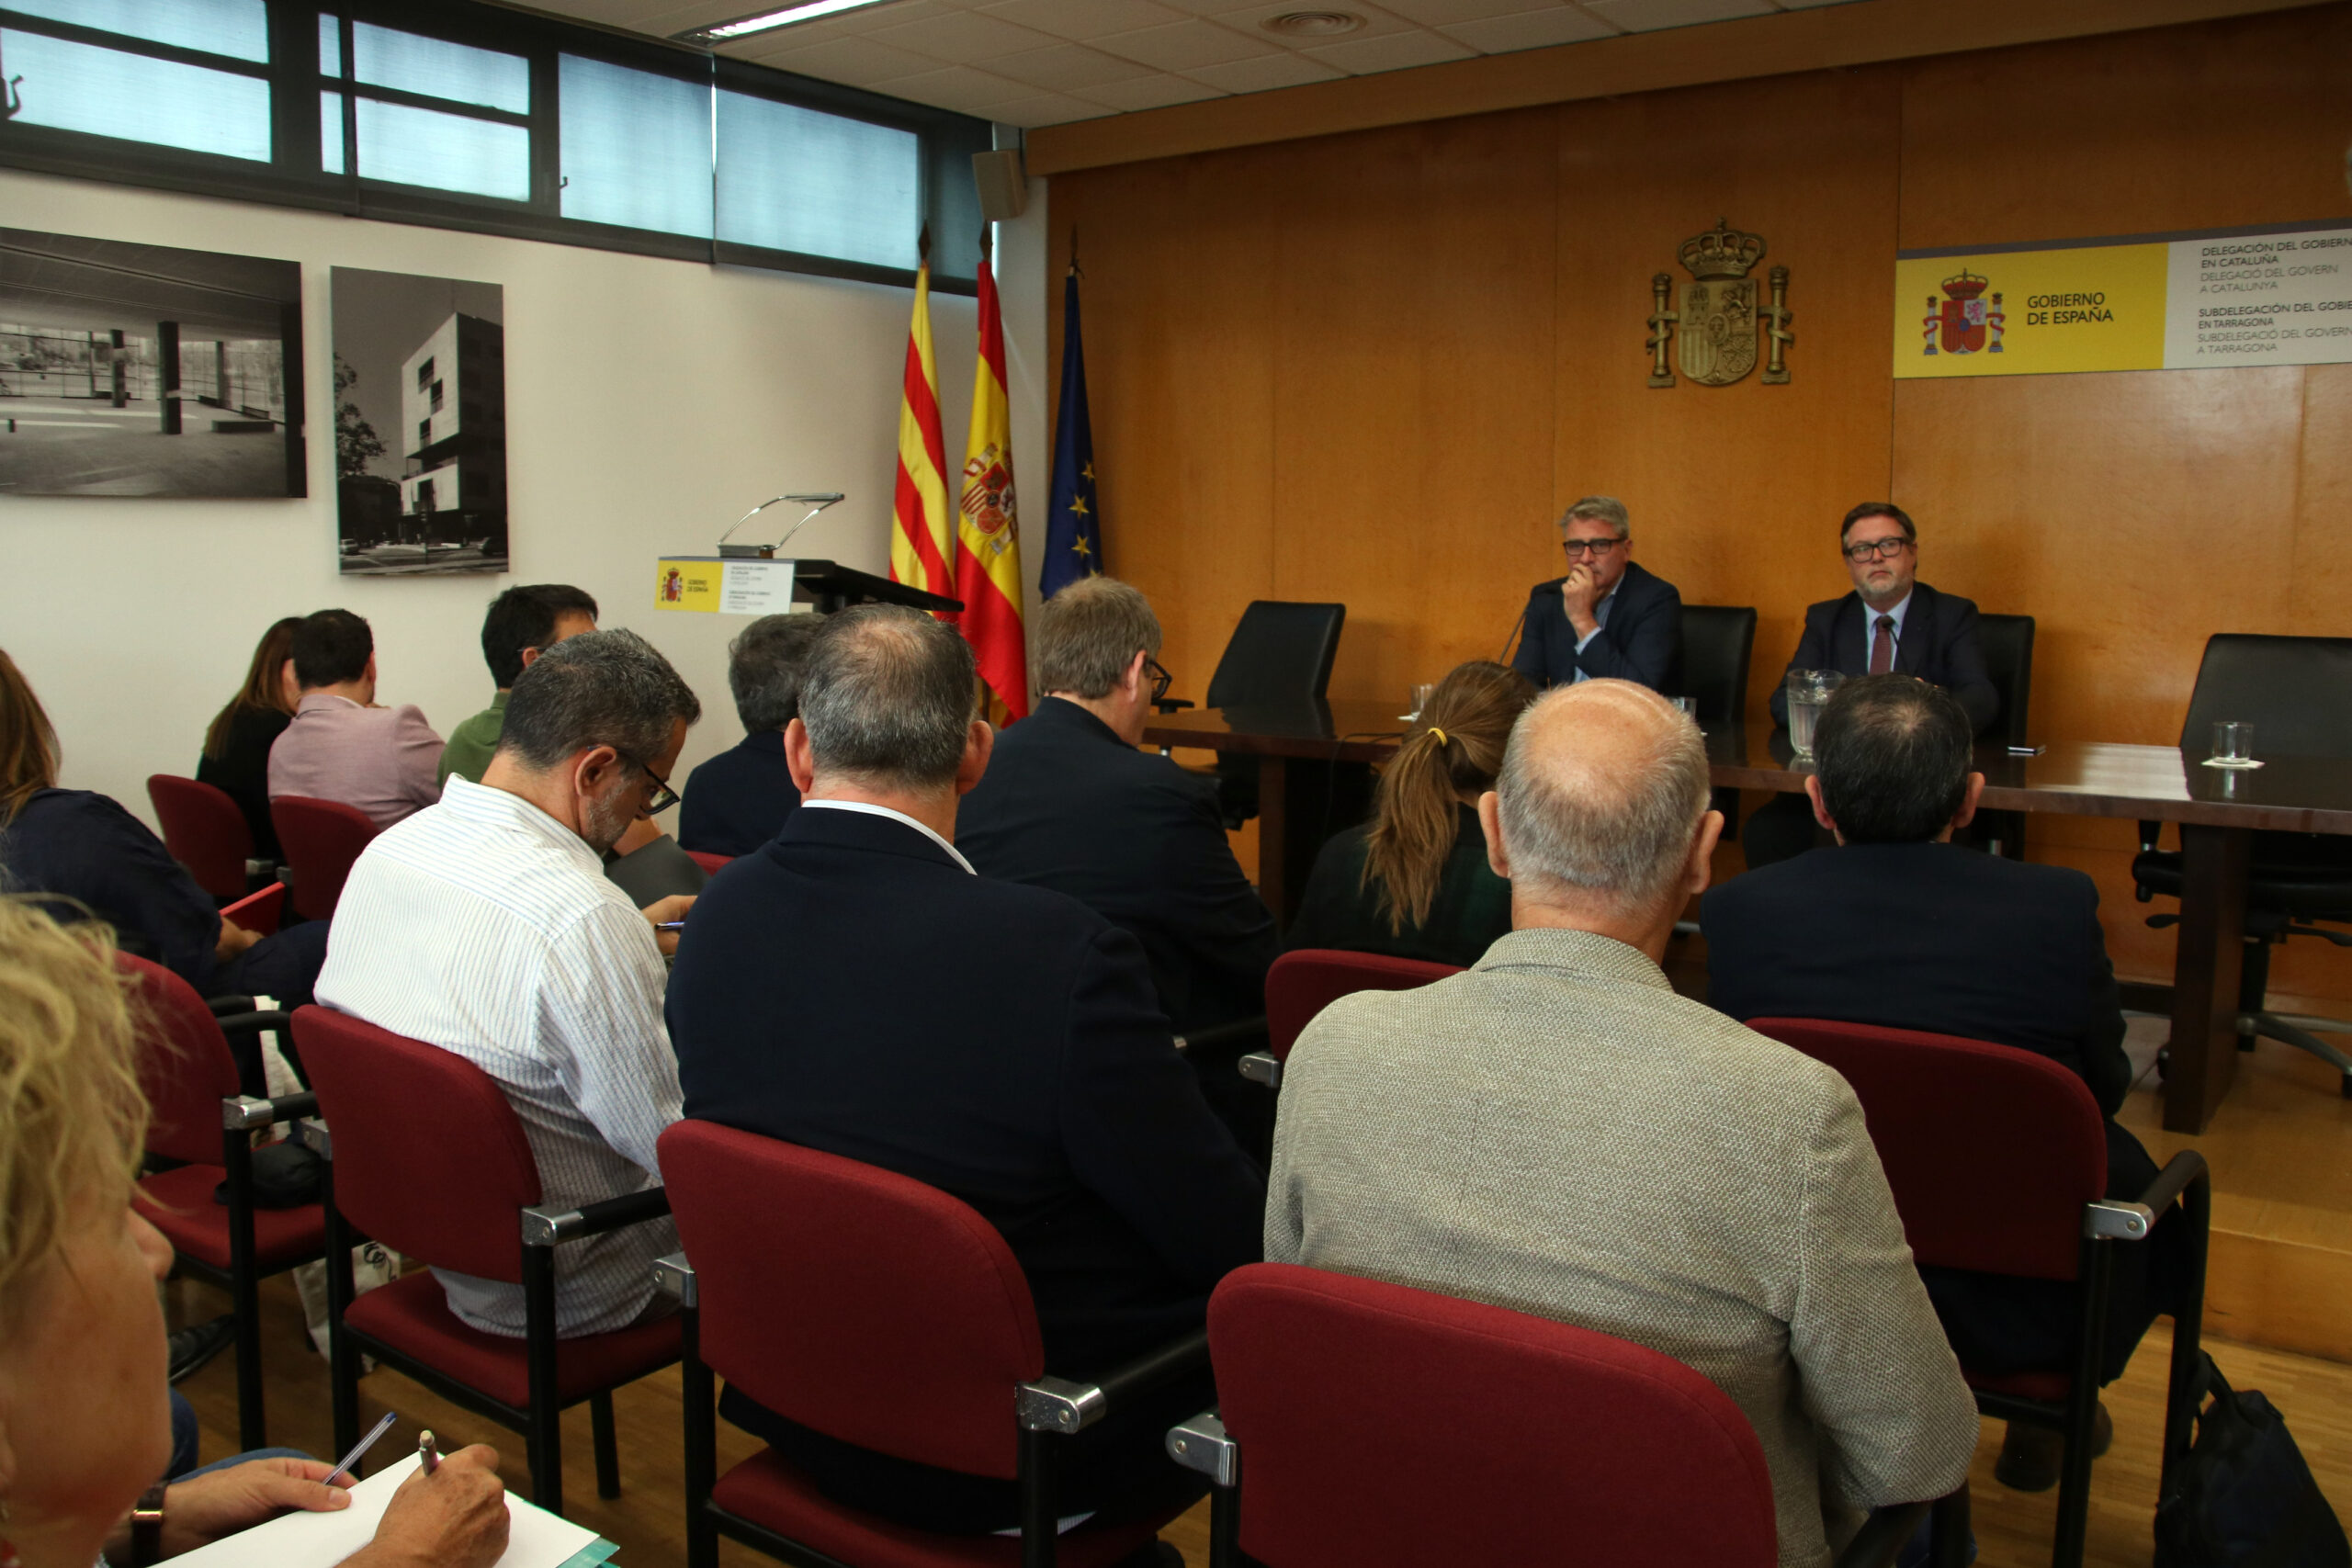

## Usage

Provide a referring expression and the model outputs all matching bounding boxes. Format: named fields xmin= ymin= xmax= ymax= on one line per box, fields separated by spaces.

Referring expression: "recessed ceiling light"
xmin=1260 ymin=9 xmax=1365 ymax=37
xmin=674 ymin=0 xmax=904 ymax=45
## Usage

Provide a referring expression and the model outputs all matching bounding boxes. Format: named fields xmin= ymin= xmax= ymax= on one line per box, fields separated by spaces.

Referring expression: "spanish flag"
xmin=888 ymin=233 xmax=956 ymax=615
xmin=956 ymin=237 xmax=1029 ymax=721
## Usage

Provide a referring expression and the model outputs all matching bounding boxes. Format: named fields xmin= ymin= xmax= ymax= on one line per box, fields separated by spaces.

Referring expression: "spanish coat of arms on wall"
xmin=1645 ymin=220 xmax=1793 ymax=389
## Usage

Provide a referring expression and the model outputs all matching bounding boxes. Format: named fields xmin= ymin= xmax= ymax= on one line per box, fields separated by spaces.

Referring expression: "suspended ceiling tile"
xmin=869 ymin=61 xmax=1037 ymax=109
xmin=1070 ymin=73 xmax=1227 ymax=110
xmin=1581 ymin=0 xmax=1775 ymax=31
xmin=865 ymin=8 xmax=1064 ymax=62
xmin=1440 ymin=5 xmax=1617 ymax=51
xmin=745 ymin=32 xmax=944 ymax=83
xmin=985 ymin=40 xmax=1165 ymax=89
xmin=977 ymin=0 xmax=1194 ymax=43
xmin=1091 ymin=17 xmax=1274 ymax=71
xmin=974 ymin=88 xmax=1120 ymax=125
xmin=1181 ymin=49 xmax=1344 ymax=91
xmin=1375 ymin=0 xmax=1579 ymax=27
xmin=1203 ymin=0 xmax=1418 ymax=41
xmin=1298 ymin=27 xmax=1476 ymax=72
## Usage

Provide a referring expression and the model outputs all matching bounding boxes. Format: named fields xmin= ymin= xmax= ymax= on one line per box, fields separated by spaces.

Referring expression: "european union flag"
xmin=1042 ymin=266 xmax=1102 ymax=597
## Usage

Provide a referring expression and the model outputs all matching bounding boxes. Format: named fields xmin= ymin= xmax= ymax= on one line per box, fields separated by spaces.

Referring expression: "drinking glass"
xmin=2205 ymin=719 xmax=2262 ymax=769
xmin=1785 ymin=670 xmax=1844 ymax=759
xmin=1406 ymin=682 xmax=1436 ymax=721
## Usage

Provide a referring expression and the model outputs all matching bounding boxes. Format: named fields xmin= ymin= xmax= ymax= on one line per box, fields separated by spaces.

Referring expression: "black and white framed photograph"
xmin=0 ymin=229 xmax=305 ymax=498
xmin=331 ymin=266 xmax=507 ymax=576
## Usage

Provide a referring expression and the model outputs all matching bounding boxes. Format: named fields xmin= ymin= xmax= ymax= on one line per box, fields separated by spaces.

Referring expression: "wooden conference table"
xmin=1145 ymin=698 xmax=2352 ymax=1134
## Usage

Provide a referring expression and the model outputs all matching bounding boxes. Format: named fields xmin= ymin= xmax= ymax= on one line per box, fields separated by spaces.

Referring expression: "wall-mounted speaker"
xmin=973 ymin=149 xmax=1029 ymax=222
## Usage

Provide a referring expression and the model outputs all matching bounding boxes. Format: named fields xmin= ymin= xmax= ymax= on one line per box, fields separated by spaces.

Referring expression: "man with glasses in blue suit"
xmin=1510 ymin=495 xmax=1683 ymax=693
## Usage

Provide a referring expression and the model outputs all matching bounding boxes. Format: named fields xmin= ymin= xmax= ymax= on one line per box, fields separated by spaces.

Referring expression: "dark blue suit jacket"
xmin=666 ymin=805 xmax=1265 ymax=1376
xmin=677 ymin=730 xmax=798 ymax=857
xmin=1767 ymin=582 xmax=1999 ymax=734
xmin=958 ymin=697 xmax=1276 ymax=1033
xmin=1510 ymin=559 xmax=1681 ymax=692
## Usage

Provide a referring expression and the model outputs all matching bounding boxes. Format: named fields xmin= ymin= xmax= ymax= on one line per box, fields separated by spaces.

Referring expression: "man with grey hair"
xmin=960 ymin=577 xmax=1276 ymax=1058
xmin=320 ymin=628 xmax=703 ymax=1337
xmin=1509 ymin=494 xmax=1683 ymax=692
xmin=679 ymin=612 xmax=823 ymax=857
xmin=1267 ymin=679 xmax=1976 ymax=1568
xmin=669 ymin=604 xmax=1263 ymax=1551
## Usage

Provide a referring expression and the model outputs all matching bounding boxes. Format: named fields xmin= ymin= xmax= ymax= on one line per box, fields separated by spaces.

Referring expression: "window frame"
xmin=0 ymin=0 xmax=988 ymax=293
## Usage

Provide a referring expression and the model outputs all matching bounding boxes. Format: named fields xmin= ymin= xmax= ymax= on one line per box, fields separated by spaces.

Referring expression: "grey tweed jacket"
xmin=1267 ymin=927 xmax=1978 ymax=1568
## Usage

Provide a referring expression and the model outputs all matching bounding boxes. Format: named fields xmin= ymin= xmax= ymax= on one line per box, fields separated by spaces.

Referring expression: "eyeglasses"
xmin=1144 ymin=656 xmax=1173 ymax=704
xmin=1842 ymin=536 xmax=1914 ymax=562
xmin=616 ymin=752 xmax=680 ymax=817
xmin=1561 ymin=537 xmax=1624 ymax=558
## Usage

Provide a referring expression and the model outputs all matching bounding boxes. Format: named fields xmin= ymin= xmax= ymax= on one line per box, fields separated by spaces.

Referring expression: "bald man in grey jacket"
xmin=1266 ymin=680 xmax=1976 ymax=1568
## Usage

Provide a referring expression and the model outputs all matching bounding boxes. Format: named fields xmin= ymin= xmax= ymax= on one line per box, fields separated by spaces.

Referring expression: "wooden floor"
xmin=174 ymin=1275 xmax=2352 ymax=1568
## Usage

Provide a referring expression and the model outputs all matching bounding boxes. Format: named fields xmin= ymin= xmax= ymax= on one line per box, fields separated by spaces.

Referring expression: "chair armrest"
xmin=650 ymin=1251 xmax=697 ymax=1307
xmin=1173 ymin=1016 xmax=1268 ymax=1056
xmin=221 ymin=882 xmax=286 ymax=937
xmin=1238 ymin=1052 xmax=1282 ymax=1089
xmin=2137 ymin=819 xmax=2163 ymax=854
xmin=216 ymin=1010 xmax=295 ymax=1038
xmin=2086 ymin=1150 xmax=2210 ymax=1241
xmin=521 ymin=1186 xmax=672 ymax=1247
xmin=1835 ymin=1501 xmax=1927 ymax=1568
xmin=222 ymin=1091 xmax=320 ymax=1132
xmin=2135 ymin=1150 xmax=2211 ymax=1221
xmin=206 ymin=994 xmax=259 ymax=1017
xmin=1152 ymin=698 xmax=1195 ymax=713
xmin=1017 ymin=1327 xmax=1211 ymax=1436
xmin=1165 ymin=1410 xmax=1237 ymax=1485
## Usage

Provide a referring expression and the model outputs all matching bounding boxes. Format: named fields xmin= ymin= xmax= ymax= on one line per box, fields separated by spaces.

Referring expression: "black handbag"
xmin=214 ymin=1137 xmax=325 ymax=1210
xmin=2155 ymin=1353 xmax=2349 ymax=1568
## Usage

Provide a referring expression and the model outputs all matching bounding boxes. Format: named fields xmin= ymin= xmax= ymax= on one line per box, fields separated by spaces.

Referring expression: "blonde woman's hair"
xmin=0 ymin=649 xmax=60 ymax=827
xmin=0 ymin=898 xmax=147 ymax=1319
xmin=1362 ymin=660 xmax=1534 ymax=933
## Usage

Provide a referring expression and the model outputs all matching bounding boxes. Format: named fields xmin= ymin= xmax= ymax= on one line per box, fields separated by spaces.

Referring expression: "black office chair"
xmin=2132 ymin=634 xmax=2352 ymax=1097
xmin=1974 ymin=613 xmax=2037 ymax=860
xmin=1159 ymin=602 xmax=1346 ymax=829
xmin=1677 ymin=604 xmax=1755 ymax=840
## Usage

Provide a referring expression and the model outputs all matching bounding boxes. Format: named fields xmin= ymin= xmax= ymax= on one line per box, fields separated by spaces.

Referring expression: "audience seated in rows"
xmin=668 ymin=604 xmax=1263 ymax=1540
xmin=437 ymin=583 xmax=600 ymax=787
xmin=678 ymin=611 xmax=820 ymax=857
xmin=1284 ymin=659 xmax=1532 ymax=968
xmin=1704 ymin=672 xmax=2187 ymax=1491
xmin=1266 ymin=678 xmax=1978 ymax=1568
xmin=961 ymin=578 xmax=1277 ymax=1037
xmin=267 ymin=610 xmax=442 ymax=830
xmin=0 ymin=649 xmax=329 ymax=1015
xmin=0 ymin=896 xmax=512 ymax=1568
xmin=319 ymin=629 xmax=700 ymax=1337
xmin=197 ymin=616 xmax=301 ymax=862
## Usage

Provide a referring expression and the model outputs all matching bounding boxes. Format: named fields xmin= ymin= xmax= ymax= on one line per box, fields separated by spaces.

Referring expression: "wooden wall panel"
xmin=1046 ymin=3 xmax=2352 ymax=999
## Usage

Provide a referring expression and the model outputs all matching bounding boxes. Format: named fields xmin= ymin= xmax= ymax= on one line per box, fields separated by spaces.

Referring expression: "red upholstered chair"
xmin=294 ymin=1006 xmax=680 ymax=1516
xmin=654 ymin=1119 xmax=1208 ymax=1568
xmin=1170 ymin=1263 xmax=1953 ymax=1568
xmin=1241 ymin=949 xmax=1461 ymax=1088
xmin=122 ymin=953 xmax=324 ymax=1452
xmin=149 ymin=774 xmax=256 ymax=902
xmin=1747 ymin=1019 xmax=2212 ymax=1568
xmin=684 ymin=851 xmax=732 ymax=876
xmin=269 ymin=796 xmax=379 ymax=920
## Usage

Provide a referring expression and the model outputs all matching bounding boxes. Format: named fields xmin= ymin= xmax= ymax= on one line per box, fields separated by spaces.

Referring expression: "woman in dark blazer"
xmin=1286 ymin=660 xmax=1533 ymax=967
xmin=196 ymin=616 xmax=301 ymax=859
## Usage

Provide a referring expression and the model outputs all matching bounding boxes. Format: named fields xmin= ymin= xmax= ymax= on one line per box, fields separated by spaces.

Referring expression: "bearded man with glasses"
xmin=1509 ymin=494 xmax=1684 ymax=693
xmin=1745 ymin=502 xmax=2000 ymax=867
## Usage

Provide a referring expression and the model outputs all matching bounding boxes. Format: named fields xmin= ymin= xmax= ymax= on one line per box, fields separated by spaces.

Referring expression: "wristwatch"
xmin=130 ymin=1482 xmax=167 ymax=1566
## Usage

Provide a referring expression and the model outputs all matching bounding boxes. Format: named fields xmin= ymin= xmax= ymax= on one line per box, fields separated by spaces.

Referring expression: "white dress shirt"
xmin=799 ymin=797 xmax=976 ymax=873
xmin=317 ymin=775 xmax=681 ymax=1337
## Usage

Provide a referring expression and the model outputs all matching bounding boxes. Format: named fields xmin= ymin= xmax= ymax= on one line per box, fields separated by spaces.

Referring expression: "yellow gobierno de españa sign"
xmin=1894 ymin=243 xmax=2169 ymax=378
xmin=654 ymin=558 xmax=722 ymax=612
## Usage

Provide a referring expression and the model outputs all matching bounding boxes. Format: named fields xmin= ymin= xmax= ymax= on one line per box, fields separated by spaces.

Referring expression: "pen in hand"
xmin=323 ymin=1409 xmax=398 ymax=1486
xmin=419 ymin=1428 xmax=440 ymax=1476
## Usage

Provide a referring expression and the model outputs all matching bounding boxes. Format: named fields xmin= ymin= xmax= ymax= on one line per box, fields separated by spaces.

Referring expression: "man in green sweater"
xmin=438 ymin=583 xmax=599 ymax=785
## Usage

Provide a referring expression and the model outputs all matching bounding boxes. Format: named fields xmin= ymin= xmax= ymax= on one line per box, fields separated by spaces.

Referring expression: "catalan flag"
xmin=1042 ymin=265 xmax=1102 ymax=597
xmin=956 ymin=236 xmax=1029 ymax=720
xmin=888 ymin=235 xmax=956 ymax=615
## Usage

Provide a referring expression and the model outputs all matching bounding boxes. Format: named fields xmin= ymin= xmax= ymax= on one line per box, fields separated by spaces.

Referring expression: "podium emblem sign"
xmin=653 ymin=557 xmax=796 ymax=615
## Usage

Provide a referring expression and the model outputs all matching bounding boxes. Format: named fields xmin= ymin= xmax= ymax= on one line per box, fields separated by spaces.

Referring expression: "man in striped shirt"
xmin=318 ymin=629 xmax=701 ymax=1337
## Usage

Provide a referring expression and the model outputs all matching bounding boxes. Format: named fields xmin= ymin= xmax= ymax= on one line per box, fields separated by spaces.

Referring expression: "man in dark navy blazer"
xmin=1510 ymin=495 xmax=1682 ymax=693
xmin=1704 ymin=676 xmax=2180 ymax=1494
xmin=1747 ymin=503 xmax=2000 ymax=865
xmin=677 ymin=613 xmax=819 ymax=857
xmin=960 ymin=577 xmax=1276 ymax=1038
xmin=667 ymin=605 xmax=1264 ymax=1543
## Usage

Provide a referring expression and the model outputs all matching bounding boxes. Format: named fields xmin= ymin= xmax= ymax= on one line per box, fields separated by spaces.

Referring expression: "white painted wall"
xmin=0 ymin=165 xmax=1051 ymax=829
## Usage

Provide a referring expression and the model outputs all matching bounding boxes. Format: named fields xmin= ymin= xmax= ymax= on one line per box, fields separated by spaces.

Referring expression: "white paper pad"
xmin=170 ymin=1452 xmax=610 ymax=1568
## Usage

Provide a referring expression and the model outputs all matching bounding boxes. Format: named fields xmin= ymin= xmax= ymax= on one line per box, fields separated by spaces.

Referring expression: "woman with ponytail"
xmin=1285 ymin=660 xmax=1534 ymax=966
